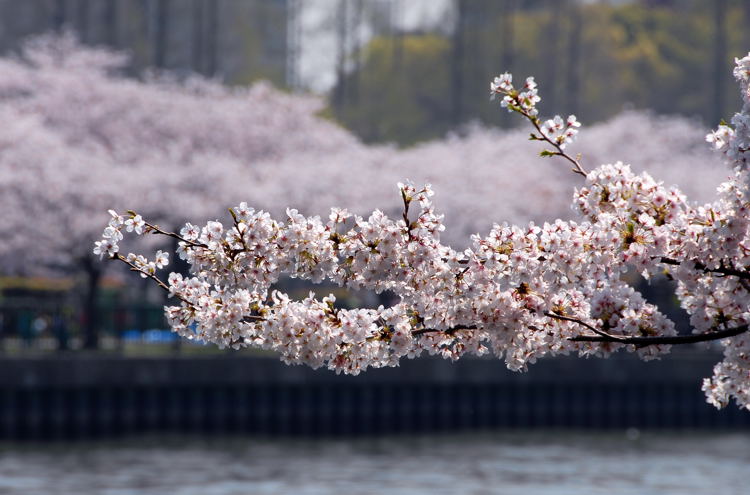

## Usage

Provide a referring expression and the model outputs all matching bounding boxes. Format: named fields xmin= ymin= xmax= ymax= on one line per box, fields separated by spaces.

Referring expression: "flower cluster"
xmin=707 ymin=55 xmax=750 ymax=169
xmin=97 ymin=55 xmax=750 ymax=410
xmin=491 ymin=73 xmax=586 ymax=173
xmin=698 ymin=53 xmax=750 ymax=409
xmin=540 ymin=115 xmax=581 ymax=150
xmin=490 ymin=74 xmax=541 ymax=117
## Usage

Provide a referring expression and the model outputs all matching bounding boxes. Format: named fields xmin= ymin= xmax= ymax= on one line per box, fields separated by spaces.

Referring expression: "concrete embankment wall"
xmin=0 ymin=351 xmax=747 ymax=439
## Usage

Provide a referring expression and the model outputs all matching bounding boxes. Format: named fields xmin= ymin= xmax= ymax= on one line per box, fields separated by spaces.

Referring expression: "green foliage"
xmin=330 ymin=0 xmax=748 ymax=147
xmin=333 ymin=35 xmax=452 ymax=145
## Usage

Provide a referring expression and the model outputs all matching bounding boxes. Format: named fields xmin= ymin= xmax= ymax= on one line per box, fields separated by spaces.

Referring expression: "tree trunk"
xmin=451 ymin=0 xmax=466 ymax=126
xmin=137 ymin=277 xmax=149 ymax=332
xmin=192 ymin=0 xmax=204 ymax=73
xmin=53 ymin=313 xmax=70 ymax=352
xmin=52 ymin=0 xmax=67 ymax=32
xmin=544 ymin=0 xmax=562 ymax=112
xmin=169 ymin=234 xmax=189 ymax=352
xmin=81 ymin=257 xmax=101 ymax=350
xmin=564 ymin=3 xmax=581 ymax=116
xmin=500 ymin=0 xmax=515 ymax=70
xmin=712 ymin=0 xmax=727 ymax=125
xmin=154 ymin=0 xmax=169 ymax=68
xmin=205 ymin=0 xmax=218 ymax=76
xmin=76 ymin=0 xmax=89 ymax=42
xmin=392 ymin=0 xmax=403 ymax=70
xmin=500 ymin=0 xmax=516 ymax=127
xmin=333 ymin=0 xmax=349 ymax=110
xmin=349 ymin=0 xmax=363 ymax=104
xmin=103 ymin=0 xmax=117 ymax=46
xmin=286 ymin=0 xmax=302 ymax=90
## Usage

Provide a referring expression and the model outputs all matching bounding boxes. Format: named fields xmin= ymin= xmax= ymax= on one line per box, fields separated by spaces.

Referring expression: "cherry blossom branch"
xmin=658 ymin=256 xmax=750 ymax=280
xmin=524 ymin=109 xmax=587 ymax=178
xmin=228 ymin=208 xmax=251 ymax=253
xmin=138 ymin=215 xmax=208 ymax=249
xmin=411 ymin=325 xmax=478 ymax=337
xmin=543 ymin=312 xmax=614 ymax=340
xmin=546 ymin=311 xmax=750 ymax=346
xmin=570 ymin=324 xmax=749 ymax=345
xmin=490 ymin=74 xmax=588 ymax=178
xmin=91 ymin=55 xmax=750 ymax=410
xmin=242 ymin=315 xmax=266 ymax=323
xmin=401 ymin=188 xmax=413 ymax=242
xmin=108 ymin=251 xmax=197 ymax=309
xmin=112 ymin=253 xmax=172 ymax=294
xmin=399 ymin=182 xmax=432 ymax=242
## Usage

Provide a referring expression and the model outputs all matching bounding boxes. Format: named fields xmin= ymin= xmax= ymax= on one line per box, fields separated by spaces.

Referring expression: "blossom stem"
xmin=521 ymin=105 xmax=588 ymax=177
xmin=546 ymin=311 xmax=750 ymax=345
xmin=411 ymin=325 xmax=478 ymax=337
xmin=658 ymin=256 xmax=750 ymax=280
xmin=144 ymin=221 xmax=208 ymax=249
xmin=111 ymin=253 xmax=191 ymax=306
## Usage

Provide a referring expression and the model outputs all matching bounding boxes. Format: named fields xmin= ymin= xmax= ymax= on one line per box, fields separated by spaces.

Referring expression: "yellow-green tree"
xmin=334 ymin=34 xmax=452 ymax=145
xmin=331 ymin=0 xmax=748 ymax=147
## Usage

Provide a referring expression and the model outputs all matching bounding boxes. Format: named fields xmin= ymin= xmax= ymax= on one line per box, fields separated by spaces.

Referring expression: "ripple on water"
xmin=0 ymin=431 xmax=748 ymax=495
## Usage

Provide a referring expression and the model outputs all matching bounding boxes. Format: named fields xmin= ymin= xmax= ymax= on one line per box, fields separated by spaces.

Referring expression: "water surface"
xmin=0 ymin=431 xmax=747 ymax=495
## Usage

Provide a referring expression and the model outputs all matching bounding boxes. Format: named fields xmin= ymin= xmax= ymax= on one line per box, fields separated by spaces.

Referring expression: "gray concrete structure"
xmin=0 ymin=350 xmax=747 ymax=439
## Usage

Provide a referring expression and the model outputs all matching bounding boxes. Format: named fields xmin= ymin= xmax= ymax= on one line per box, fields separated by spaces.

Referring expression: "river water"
xmin=0 ymin=431 xmax=747 ymax=495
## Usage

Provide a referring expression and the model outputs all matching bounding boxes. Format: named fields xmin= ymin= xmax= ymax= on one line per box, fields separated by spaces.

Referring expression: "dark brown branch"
xmin=115 ymin=251 xmax=269 ymax=329
xmin=659 ymin=256 xmax=750 ymax=280
xmin=411 ymin=325 xmax=478 ymax=337
xmin=543 ymin=312 xmax=612 ymax=339
xmin=113 ymin=254 xmax=172 ymax=295
xmin=242 ymin=315 xmax=266 ymax=323
xmin=143 ymin=220 xmax=208 ymax=249
xmin=228 ymin=208 xmax=250 ymax=253
xmin=528 ymin=117 xmax=586 ymax=177
xmin=570 ymin=324 xmax=748 ymax=345
xmin=512 ymin=95 xmax=587 ymax=178
xmin=401 ymin=189 xmax=413 ymax=242
xmin=545 ymin=311 xmax=749 ymax=346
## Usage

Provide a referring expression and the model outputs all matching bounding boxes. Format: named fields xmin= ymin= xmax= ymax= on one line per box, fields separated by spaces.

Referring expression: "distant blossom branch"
xmin=490 ymin=73 xmax=587 ymax=177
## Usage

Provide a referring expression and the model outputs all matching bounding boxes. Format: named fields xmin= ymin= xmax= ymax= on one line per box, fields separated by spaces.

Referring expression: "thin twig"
xmin=569 ymin=324 xmax=749 ymax=345
xmin=411 ymin=325 xmax=478 ymax=337
xmin=658 ymin=256 xmax=750 ymax=280
xmin=242 ymin=315 xmax=266 ymax=323
xmin=543 ymin=312 xmax=612 ymax=339
xmin=513 ymin=95 xmax=588 ymax=178
xmin=144 ymin=221 xmax=207 ymax=249
xmin=401 ymin=190 xmax=413 ymax=242
xmin=113 ymin=254 xmax=174 ymax=295
xmin=545 ymin=311 xmax=749 ymax=346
